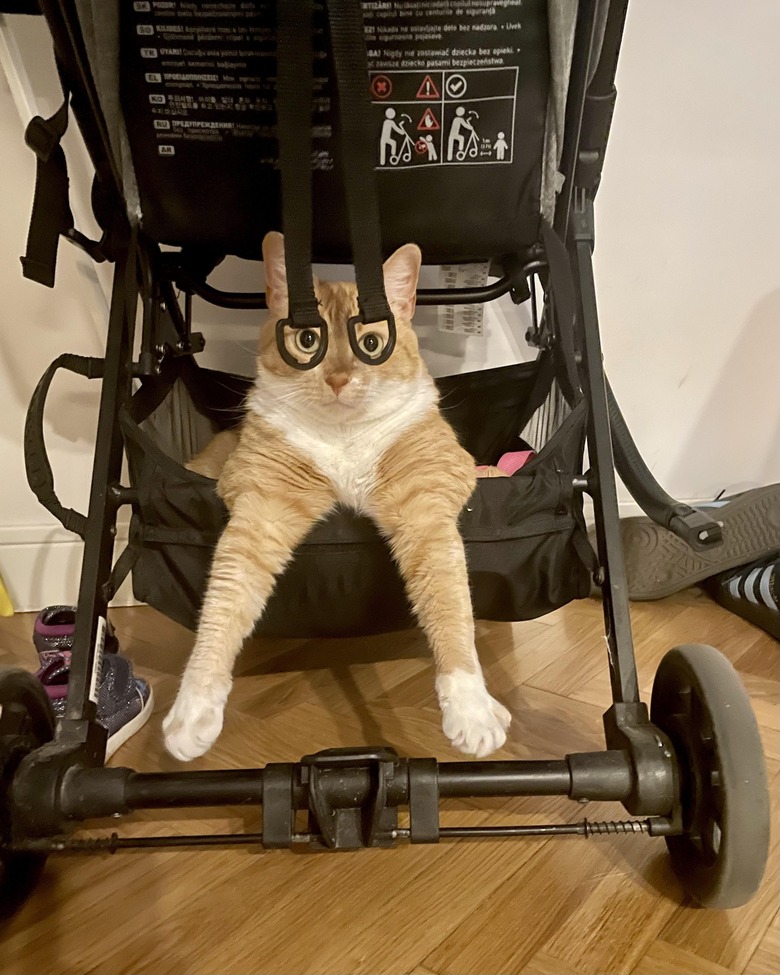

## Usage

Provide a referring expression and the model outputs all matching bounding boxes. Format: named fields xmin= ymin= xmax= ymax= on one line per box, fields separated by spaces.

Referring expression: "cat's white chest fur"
xmin=249 ymin=372 xmax=438 ymax=512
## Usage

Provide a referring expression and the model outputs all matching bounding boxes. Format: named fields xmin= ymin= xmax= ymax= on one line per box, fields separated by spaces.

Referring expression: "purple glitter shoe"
xmin=33 ymin=605 xmax=118 ymax=667
xmin=33 ymin=607 xmax=153 ymax=759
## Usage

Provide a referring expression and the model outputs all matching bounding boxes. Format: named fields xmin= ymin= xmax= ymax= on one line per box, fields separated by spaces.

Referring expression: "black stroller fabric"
xmin=121 ymin=358 xmax=592 ymax=638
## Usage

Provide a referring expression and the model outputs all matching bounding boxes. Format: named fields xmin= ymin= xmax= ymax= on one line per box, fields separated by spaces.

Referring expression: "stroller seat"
xmin=0 ymin=0 xmax=770 ymax=919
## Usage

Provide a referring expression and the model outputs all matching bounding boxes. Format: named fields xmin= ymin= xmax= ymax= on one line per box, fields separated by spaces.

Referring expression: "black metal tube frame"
xmin=171 ymin=266 xmax=531 ymax=311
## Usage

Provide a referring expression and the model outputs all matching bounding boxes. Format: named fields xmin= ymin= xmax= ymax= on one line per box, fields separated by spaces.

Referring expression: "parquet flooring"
xmin=1 ymin=589 xmax=777 ymax=974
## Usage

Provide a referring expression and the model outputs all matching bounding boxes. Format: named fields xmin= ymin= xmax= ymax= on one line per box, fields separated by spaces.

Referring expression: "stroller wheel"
xmin=651 ymin=644 xmax=770 ymax=908
xmin=0 ymin=667 xmax=55 ymax=919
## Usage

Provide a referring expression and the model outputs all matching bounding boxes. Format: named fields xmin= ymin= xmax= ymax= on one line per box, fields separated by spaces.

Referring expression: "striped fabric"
xmin=724 ymin=559 xmax=779 ymax=612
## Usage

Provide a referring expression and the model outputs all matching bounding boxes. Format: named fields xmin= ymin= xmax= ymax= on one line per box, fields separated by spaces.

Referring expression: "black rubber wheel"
xmin=0 ymin=666 xmax=55 ymax=920
xmin=651 ymin=644 xmax=770 ymax=909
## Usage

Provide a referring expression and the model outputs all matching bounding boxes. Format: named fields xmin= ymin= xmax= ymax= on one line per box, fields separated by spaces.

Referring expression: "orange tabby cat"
xmin=163 ymin=232 xmax=511 ymax=760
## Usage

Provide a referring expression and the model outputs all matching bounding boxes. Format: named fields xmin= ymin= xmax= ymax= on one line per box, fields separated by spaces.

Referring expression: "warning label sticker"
xmin=372 ymin=68 xmax=517 ymax=169
xmin=364 ymin=0 xmax=528 ymax=171
xmin=125 ymin=0 xmax=531 ymax=175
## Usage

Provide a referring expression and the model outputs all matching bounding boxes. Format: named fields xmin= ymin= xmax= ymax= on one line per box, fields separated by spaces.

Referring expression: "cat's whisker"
xmin=225 ymin=339 xmax=261 ymax=355
xmin=208 ymin=378 xmax=253 ymax=397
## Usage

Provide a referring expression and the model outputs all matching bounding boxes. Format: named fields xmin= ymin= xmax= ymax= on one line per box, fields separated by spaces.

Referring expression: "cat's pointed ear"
xmin=262 ymin=231 xmax=288 ymax=315
xmin=383 ymin=243 xmax=421 ymax=322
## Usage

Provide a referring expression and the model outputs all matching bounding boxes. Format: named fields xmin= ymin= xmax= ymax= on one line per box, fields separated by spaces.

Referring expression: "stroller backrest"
xmin=47 ymin=0 xmax=586 ymax=264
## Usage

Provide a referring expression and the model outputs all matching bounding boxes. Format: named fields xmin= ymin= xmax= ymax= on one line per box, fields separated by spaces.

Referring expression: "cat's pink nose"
xmin=326 ymin=373 xmax=350 ymax=396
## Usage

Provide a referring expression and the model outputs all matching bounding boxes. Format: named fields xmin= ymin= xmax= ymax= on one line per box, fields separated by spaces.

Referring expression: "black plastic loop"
xmin=346 ymin=313 xmax=396 ymax=366
xmin=275 ymin=318 xmax=329 ymax=371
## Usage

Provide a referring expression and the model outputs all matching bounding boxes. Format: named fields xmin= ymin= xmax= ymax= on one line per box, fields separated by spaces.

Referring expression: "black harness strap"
xmin=326 ymin=0 xmax=396 ymax=364
xmin=21 ymin=57 xmax=106 ymax=288
xmin=274 ymin=0 xmax=328 ymax=369
xmin=21 ymin=92 xmax=72 ymax=288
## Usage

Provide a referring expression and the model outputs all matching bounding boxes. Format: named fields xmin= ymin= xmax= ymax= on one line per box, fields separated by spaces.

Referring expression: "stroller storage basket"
xmin=121 ymin=358 xmax=591 ymax=637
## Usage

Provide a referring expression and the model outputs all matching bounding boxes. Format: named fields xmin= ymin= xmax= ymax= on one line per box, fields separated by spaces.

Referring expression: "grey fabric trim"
xmin=74 ymin=0 xmax=141 ymax=222
xmin=541 ymin=0 xmax=579 ymax=221
xmin=541 ymin=0 xmax=611 ymax=222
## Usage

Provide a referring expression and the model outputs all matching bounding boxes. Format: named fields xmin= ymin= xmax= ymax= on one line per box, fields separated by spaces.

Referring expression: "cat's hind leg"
xmin=163 ymin=489 xmax=333 ymax=760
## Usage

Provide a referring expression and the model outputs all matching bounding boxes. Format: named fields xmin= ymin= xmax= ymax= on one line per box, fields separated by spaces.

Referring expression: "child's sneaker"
xmin=702 ymin=554 xmax=780 ymax=641
xmin=33 ymin=606 xmax=153 ymax=758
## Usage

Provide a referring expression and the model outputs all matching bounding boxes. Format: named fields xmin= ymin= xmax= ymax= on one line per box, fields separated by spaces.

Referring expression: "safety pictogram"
xmin=445 ymin=74 xmax=467 ymax=98
xmin=371 ymin=75 xmax=393 ymax=99
xmin=416 ymin=74 xmax=440 ymax=99
xmin=372 ymin=68 xmax=517 ymax=169
xmin=416 ymin=107 xmax=440 ymax=132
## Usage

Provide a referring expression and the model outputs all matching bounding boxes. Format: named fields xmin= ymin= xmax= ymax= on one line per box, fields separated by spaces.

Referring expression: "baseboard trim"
xmin=0 ymin=521 xmax=136 ymax=614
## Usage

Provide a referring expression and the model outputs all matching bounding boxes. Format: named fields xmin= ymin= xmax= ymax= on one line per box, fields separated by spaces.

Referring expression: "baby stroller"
xmin=0 ymin=0 xmax=770 ymax=917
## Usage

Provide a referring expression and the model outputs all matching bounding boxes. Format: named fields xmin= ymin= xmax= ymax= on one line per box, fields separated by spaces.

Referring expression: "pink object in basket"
xmin=496 ymin=450 xmax=535 ymax=475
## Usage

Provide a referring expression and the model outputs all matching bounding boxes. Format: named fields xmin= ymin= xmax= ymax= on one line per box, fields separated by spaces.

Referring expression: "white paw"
xmin=436 ymin=670 xmax=511 ymax=758
xmin=163 ymin=675 xmax=230 ymax=762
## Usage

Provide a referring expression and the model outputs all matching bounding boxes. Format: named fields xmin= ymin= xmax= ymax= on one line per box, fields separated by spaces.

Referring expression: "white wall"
xmin=596 ymin=0 xmax=780 ymax=498
xmin=0 ymin=1 xmax=778 ymax=613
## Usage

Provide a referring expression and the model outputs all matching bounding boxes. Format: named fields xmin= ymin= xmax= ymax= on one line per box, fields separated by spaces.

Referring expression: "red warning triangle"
xmin=416 ymin=74 xmax=440 ymax=100
xmin=416 ymin=107 xmax=440 ymax=132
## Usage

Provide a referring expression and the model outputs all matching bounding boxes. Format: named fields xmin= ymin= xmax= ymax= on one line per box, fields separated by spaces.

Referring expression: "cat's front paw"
xmin=163 ymin=675 xmax=230 ymax=761
xmin=436 ymin=670 xmax=511 ymax=758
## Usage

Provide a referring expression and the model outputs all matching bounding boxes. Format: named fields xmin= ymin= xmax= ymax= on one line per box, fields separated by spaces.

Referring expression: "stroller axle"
xmin=11 ymin=743 xmax=675 ymax=853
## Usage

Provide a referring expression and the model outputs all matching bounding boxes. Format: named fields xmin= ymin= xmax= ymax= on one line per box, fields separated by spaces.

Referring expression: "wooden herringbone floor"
xmin=0 ymin=589 xmax=777 ymax=974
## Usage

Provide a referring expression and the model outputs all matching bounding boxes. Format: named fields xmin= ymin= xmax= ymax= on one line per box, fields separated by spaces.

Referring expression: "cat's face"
xmin=256 ymin=232 xmax=424 ymax=416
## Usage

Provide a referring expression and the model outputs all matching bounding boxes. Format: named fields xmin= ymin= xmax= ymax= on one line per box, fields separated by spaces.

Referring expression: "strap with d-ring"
xmin=274 ymin=0 xmax=328 ymax=370
xmin=326 ymin=0 xmax=396 ymax=365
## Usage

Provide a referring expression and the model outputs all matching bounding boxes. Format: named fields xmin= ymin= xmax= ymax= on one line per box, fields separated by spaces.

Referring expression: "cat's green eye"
xmin=358 ymin=332 xmax=385 ymax=358
xmin=295 ymin=328 xmax=321 ymax=354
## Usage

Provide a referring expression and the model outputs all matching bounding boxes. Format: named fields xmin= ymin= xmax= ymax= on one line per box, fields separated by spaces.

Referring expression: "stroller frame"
xmin=0 ymin=0 xmax=770 ymax=913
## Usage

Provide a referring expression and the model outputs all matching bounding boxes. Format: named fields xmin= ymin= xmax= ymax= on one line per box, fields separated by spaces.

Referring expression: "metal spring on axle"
xmin=582 ymin=819 xmax=650 ymax=836
xmin=69 ymin=833 xmax=122 ymax=852
xmin=41 ymin=833 xmax=123 ymax=854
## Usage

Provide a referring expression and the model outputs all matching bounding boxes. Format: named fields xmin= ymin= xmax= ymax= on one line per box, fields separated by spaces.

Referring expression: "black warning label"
xmin=371 ymin=68 xmax=517 ymax=169
xmin=364 ymin=0 xmax=526 ymax=169
xmin=125 ymin=0 xmax=332 ymax=168
xmin=125 ymin=0 xmax=529 ymax=173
